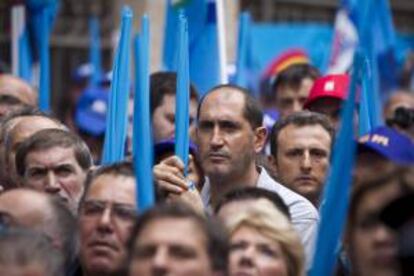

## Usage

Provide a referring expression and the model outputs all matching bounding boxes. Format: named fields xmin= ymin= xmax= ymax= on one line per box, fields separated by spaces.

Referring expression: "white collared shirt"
xmin=201 ymin=167 xmax=319 ymax=267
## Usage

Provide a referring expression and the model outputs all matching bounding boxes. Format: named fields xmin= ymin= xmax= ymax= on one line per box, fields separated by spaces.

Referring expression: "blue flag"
xmin=163 ymin=0 xmax=222 ymax=96
xmin=89 ymin=16 xmax=103 ymax=88
xmin=310 ymin=51 xmax=360 ymax=276
xmin=133 ymin=15 xmax=154 ymax=211
xmin=101 ymin=7 xmax=133 ymax=164
xmin=234 ymin=12 xmax=252 ymax=90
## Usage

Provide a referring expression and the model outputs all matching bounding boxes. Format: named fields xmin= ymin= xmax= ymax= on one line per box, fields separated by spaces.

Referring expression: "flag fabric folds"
xmin=174 ymin=14 xmax=190 ymax=176
xmin=163 ymin=0 xmax=224 ymax=96
xmin=89 ymin=16 xmax=103 ymax=88
xmin=101 ymin=7 xmax=133 ymax=164
xmin=310 ymin=51 xmax=361 ymax=276
xmin=133 ymin=15 xmax=155 ymax=211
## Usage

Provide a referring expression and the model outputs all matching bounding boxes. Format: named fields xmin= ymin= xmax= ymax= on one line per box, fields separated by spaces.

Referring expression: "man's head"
xmin=15 ymin=128 xmax=92 ymax=212
xmin=196 ymin=85 xmax=267 ymax=184
xmin=78 ymin=161 xmax=137 ymax=276
xmin=128 ymin=203 xmax=229 ymax=276
xmin=3 ymin=112 xmax=66 ymax=187
xmin=272 ymin=64 xmax=320 ymax=118
xmin=304 ymin=74 xmax=350 ymax=130
xmin=150 ymin=72 xmax=199 ymax=142
xmin=346 ymin=169 xmax=409 ymax=276
xmin=269 ymin=111 xmax=334 ymax=206
xmin=0 ymin=189 xmax=77 ymax=271
xmin=355 ymin=126 xmax=414 ymax=185
xmin=383 ymin=91 xmax=414 ymax=122
xmin=214 ymin=187 xmax=291 ymax=221
xmin=0 ymin=229 xmax=64 ymax=276
xmin=0 ymin=74 xmax=37 ymax=107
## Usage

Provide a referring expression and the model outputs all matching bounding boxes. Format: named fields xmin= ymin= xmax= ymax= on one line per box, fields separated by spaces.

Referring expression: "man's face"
xmin=23 ymin=146 xmax=87 ymax=212
xmin=348 ymin=182 xmax=401 ymax=276
xmin=229 ymin=225 xmax=289 ymax=276
xmin=196 ymin=89 xmax=265 ymax=181
xmin=275 ymin=78 xmax=314 ymax=118
xmin=79 ymin=174 xmax=136 ymax=276
xmin=152 ymin=94 xmax=198 ymax=142
xmin=274 ymin=124 xmax=331 ymax=206
xmin=7 ymin=116 xmax=63 ymax=181
xmin=129 ymin=217 xmax=213 ymax=276
xmin=308 ymin=98 xmax=342 ymax=130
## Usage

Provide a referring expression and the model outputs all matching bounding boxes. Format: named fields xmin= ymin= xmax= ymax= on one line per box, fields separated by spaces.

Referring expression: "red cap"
xmin=262 ymin=49 xmax=310 ymax=79
xmin=303 ymin=74 xmax=350 ymax=109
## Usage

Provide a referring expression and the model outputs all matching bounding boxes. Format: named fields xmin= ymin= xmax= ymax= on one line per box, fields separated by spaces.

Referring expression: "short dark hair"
xmin=214 ymin=187 xmax=291 ymax=220
xmin=15 ymin=128 xmax=92 ymax=177
xmin=80 ymin=161 xmax=135 ymax=207
xmin=272 ymin=64 xmax=320 ymax=99
xmin=197 ymin=84 xmax=263 ymax=129
xmin=128 ymin=203 xmax=229 ymax=274
xmin=270 ymin=111 xmax=335 ymax=158
xmin=0 ymin=228 xmax=64 ymax=276
xmin=150 ymin=71 xmax=199 ymax=116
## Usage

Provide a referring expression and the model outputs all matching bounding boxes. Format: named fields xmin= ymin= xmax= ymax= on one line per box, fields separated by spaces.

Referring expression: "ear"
xmin=253 ymin=126 xmax=267 ymax=153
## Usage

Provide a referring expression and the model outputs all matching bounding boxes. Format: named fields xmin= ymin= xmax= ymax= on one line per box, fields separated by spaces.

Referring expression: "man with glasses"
xmin=77 ymin=162 xmax=137 ymax=276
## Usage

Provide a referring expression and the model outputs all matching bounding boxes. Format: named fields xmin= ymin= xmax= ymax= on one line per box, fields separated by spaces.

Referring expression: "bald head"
xmin=0 ymin=74 xmax=37 ymax=106
xmin=0 ymin=189 xmax=77 ymax=269
xmin=0 ymin=189 xmax=53 ymax=233
xmin=197 ymin=84 xmax=263 ymax=130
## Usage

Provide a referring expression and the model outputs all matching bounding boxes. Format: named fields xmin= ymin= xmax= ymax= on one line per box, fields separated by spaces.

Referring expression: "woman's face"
xmin=229 ymin=225 xmax=289 ymax=276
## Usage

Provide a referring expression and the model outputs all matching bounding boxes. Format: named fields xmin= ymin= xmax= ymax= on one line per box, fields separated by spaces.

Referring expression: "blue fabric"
xmin=88 ymin=16 xmax=103 ymax=88
xmin=245 ymin=23 xmax=413 ymax=94
xmin=163 ymin=0 xmax=220 ymax=96
xmin=310 ymin=51 xmax=360 ymax=276
xmin=133 ymin=15 xmax=155 ymax=211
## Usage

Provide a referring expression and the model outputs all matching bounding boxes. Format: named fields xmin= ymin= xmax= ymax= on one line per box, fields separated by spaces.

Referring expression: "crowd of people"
xmin=0 ymin=47 xmax=413 ymax=276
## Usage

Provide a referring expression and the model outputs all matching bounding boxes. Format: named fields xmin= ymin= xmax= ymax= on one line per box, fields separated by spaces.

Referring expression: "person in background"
xmin=127 ymin=203 xmax=229 ymax=276
xmin=267 ymin=50 xmax=320 ymax=119
xmin=269 ymin=111 xmax=334 ymax=207
xmin=345 ymin=166 xmax=412 ymax=276
xmin=77 ymin=162 xmax=137 ymax=276
xmin=383 ymin=91 xmax=414 ymax=139
xmin=75 ymin=87 xmax=109 ymax=163
xmin=303 ymin=74 xmax=350 ymax=130
xmin=354 ymin=126 xmax=414 ymax=186
xmin=0 ymin=229 xmax=64 ymax=276
xmin=215 ymin=186 xmax=291 ymax=222
xmin=225 ymin=200 xmax=305 ymax=276
xmin=15 ymin=128 xmax=93 ymax=213
xmin=0 ymin=189 xmax=77 ymax=275
xmin=150 ymin=72 xmax=199 ymax=142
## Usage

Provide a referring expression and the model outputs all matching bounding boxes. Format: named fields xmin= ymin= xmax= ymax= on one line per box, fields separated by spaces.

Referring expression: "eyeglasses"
xmin=80 ymin=200 xmax=137 ymax=222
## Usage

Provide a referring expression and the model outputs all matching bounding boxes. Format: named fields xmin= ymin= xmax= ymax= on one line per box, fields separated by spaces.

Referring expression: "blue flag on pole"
xmin=133 ymin=15 xmax=154 ymax=211
xmin=174 ymin=13 xmax=190 ymax=175
xmin=101 ymin=7 xmax=133 ymax=164
xmin=89 ymin=16 xmax=103 ymax=88
xmin=329 ymin=0 xmax=397 ymax=127
xmin=310 ymin=51 xmax=360 ymax=276
xmin=163 ymin=0 xmax=222 ymax=96
xmin=234 ymin=12 xmax=252 ymax=90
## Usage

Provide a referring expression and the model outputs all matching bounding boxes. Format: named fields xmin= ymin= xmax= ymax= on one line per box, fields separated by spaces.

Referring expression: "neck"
xmin=209 ymin=163 xmax=259 ymax=208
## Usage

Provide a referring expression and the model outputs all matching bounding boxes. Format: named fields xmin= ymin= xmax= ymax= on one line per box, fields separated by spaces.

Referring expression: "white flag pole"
xmin=11 ymin=5 xmax=25 ymax=76
xmin=216 ymin=0 xmax=228 ymax=84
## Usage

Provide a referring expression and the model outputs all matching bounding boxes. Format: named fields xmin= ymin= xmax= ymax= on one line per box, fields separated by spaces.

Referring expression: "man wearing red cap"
xmin=303 ymin=74 xmax=350 ymax=130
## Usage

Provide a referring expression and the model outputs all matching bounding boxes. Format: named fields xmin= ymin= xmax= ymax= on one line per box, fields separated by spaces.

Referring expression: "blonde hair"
xmin=225 ymin=199 xmax=305 ymax=276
